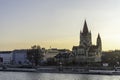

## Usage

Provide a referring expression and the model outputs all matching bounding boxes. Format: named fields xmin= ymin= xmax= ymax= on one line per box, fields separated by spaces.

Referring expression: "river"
xmin=0 ymin=72 xmax=120 ymax=80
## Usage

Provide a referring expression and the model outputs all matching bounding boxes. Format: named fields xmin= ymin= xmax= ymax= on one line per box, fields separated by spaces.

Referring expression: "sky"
xmin=0 ymin=0 xmax=120 ymax=51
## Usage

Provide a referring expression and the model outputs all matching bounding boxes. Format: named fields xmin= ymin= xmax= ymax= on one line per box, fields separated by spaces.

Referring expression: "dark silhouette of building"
xmin=72 ymin=20 xmax=102 ymax=63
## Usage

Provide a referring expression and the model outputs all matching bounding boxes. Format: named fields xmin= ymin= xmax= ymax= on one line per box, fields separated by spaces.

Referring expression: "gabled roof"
xmin=72 ymin=46 xmax=78 ymax=50
xmin=54 ymin=52 xmax=70 ymax=58
xmin=88 ymin=45 xmax=98 ymax=52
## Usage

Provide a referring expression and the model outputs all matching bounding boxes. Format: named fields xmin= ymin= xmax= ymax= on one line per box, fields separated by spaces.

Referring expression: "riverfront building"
xmin=72 ymin=20 xmax=102 ymax=63
xmin=12 ymin=49 xmax=29 ymax=65
xmin=0 ymin=51 xmax=12 ymax=64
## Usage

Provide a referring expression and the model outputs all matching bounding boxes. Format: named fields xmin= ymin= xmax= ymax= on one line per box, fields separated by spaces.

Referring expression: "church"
xmin=72 ymin=20 xmax=102 ymax=63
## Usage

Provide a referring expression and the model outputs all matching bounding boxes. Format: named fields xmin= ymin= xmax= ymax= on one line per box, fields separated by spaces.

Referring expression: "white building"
xmin=12 ymin=49 xmax=29 ymax=65
xmin=0 ymin=51 xmax=12 ymax=64
xmin=44 ymin=48 xmax=59 ymax=60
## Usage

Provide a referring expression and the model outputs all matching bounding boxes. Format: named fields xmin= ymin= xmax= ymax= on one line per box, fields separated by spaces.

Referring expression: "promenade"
xmin=0 ymin=66 xmax=120 ymax=75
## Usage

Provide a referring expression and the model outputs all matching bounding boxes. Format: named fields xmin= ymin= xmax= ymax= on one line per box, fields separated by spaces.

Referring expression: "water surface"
xmin=0 ymin=72 xmax=119 ymax=80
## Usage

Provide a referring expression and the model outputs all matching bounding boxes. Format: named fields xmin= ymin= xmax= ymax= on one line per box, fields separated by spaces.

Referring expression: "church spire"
xmin=97 ymin=33 xmax=101 ymax=39
xmin=80 ymin=20 xmax=92 ymax=46
xmin=83 ymin=20 xmax=89 ymax=33
xmin=97 ymin=33 xmax=102 ymax=51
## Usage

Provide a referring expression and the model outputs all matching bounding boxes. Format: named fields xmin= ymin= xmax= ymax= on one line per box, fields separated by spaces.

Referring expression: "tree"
xmin=27 ymin=45 xmax=44 ymax=66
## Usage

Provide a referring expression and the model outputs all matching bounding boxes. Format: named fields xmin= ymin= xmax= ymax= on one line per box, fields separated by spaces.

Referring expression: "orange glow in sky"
xmin=0 ymin=0 xmax=120 ymax=51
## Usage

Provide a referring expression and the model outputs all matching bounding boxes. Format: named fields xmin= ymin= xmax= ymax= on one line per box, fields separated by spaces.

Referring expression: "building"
xmin=43 ymin=48 xmax=59 ymax=65
xmin=0 ymin=51 xmax=12 ymax=64
xmin=54 ymin=49 xmax=72 ymax=64
xmin=72 ymin=20 xmax=102 ymax=63
xmin=102 ymin=50 xmax=120 ymax=66
xmin=12 ymin=49 xmax=30 ymax=65
xmin=44 ymin=48 xmax=59 ymax=60
xmin=43 ymin=48 xmax=71 ymax=65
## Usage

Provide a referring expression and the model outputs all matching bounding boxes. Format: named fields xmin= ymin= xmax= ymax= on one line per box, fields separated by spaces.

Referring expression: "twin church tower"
xmin=73 ymin=20 xmax=102 ymax=62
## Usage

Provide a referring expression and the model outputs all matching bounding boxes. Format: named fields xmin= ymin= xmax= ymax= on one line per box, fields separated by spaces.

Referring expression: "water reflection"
xmin=0 ymin=72 xmax=120 ymax=80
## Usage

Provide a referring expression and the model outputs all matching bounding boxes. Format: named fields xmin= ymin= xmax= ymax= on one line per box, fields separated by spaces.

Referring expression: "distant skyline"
xmin=0 ymin=0 xmax=120 ymax=51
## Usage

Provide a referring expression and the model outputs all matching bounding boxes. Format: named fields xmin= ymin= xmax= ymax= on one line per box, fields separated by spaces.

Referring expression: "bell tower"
xmin=80 ymin=20 xmax=92 ymax=47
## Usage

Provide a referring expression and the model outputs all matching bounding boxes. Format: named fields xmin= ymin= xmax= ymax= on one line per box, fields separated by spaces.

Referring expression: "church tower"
xmin=97 ymin=33 xmax=102 ymax=51
xmin=80 ymin=20 xmax=92 ymax=47
xmin=72 ymin=20 xmax=102 ymax=63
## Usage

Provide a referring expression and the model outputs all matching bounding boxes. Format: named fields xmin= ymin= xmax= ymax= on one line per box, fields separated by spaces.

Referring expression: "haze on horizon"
xmin=0 ymin=0 xmax=120 ymax=51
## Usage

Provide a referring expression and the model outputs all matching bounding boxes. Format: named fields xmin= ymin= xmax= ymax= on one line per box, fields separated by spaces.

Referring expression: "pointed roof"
xmin=97 ymin=33 xmax=101 ymax=39
xmin=83 ymin=20 xmax=89 ymax=33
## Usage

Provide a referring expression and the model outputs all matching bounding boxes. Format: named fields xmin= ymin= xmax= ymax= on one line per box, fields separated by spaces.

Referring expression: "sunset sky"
xmin=0 ymin=0 xmax=120 ymax=51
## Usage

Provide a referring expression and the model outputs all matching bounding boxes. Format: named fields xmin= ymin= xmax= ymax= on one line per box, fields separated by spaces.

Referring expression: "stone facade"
xmin=72 ymin=20 xmax=102 ymax=63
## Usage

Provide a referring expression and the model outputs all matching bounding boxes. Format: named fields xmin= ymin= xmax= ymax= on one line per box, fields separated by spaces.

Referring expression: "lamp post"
xmin=31 ymin=55 xmax=34 ymax=68
xmin=58 ymin=53 xmax=63 ymax=71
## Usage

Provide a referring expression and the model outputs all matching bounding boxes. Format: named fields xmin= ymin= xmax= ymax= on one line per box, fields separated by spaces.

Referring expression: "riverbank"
xmin=0 ymin=68 xmax=37 ymax=72
xmin=0 ymin=67 xmax=120 ymax=75
xmin=36 ymin=68 xmax=116 ymax=75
